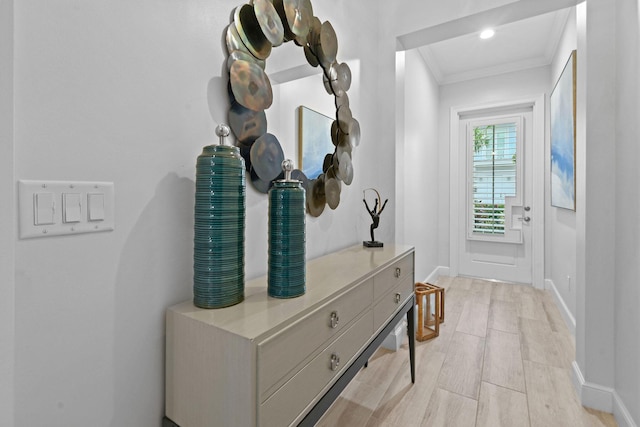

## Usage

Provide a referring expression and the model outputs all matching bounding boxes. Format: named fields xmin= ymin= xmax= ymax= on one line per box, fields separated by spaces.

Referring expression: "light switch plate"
xmin=18 ymin=180 xmax=115 ymax=239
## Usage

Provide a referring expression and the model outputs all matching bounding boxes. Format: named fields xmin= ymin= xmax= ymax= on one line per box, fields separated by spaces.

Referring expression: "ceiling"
xmin=416 ymin=8 xmax=571 ymax=85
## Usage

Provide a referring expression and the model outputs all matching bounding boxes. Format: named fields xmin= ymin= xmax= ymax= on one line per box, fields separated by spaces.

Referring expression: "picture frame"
xmin=550 ymin=50 xmax=577 ymax=210
xmin=298 ymin=106 xmax=334 ymax=179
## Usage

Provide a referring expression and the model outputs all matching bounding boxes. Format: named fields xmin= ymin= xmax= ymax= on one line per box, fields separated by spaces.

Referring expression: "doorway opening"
xmin=449 ymin=98 xmax=545 ymax=288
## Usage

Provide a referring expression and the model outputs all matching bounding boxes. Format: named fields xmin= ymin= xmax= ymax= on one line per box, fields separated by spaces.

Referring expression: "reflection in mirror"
xmin=298 ymin=106 xmax=333 ymax=179
xmin=223 ymin=0 xmax=360 ymax=216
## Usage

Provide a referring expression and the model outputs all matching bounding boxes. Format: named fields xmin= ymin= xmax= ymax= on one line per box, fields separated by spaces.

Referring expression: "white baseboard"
xmin=381 ymin=319 xmax=406 ymax=352
xmin=572 ymin=361 xmax=614 ymax=412
xmin=572 ymin=362 xmax=637 ymax=427
xmin=424 ymin=266 xmax=450 ymax=284
xmin=613 ymin=390 xmax=638 ymax=427
xmin=544 ymin=279 xmax=576 ymax=336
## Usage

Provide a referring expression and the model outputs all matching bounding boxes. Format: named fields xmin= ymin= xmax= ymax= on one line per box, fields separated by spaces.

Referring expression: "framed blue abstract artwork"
xmin=298 ymin=106 xmax=333 ymax=179
xmin=550 ymin=50 xmax=577 ymax=210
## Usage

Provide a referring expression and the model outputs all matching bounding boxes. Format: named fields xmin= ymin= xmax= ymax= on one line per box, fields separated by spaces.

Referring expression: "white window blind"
xmin=472 ymin=123 xmax=517 ymax=235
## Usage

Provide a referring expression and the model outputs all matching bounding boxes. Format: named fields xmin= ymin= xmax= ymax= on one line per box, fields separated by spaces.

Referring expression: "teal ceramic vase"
xmin=193 ymin=124 xmax=245 ymax=308
xmin=268 ymin=160 xmax=306 ymax=298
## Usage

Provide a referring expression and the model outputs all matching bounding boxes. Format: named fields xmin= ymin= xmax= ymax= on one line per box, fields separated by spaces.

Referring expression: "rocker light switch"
xmin=63 ymin=193 xmax=82 ymax=223
xmin=34 ymin=192 xmax=55 ymax=225
xmin=88 ymin=193 xmax=105 ymax=221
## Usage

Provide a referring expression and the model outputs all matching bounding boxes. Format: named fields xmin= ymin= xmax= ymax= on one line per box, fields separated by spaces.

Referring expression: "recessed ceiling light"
xmin=480 ymin=29 xmax=495 ymax=39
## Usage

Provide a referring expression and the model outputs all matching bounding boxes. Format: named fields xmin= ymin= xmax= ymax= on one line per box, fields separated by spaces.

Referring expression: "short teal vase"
xmin=268 ymin=162 xmax=306 ymax=298
xmin=193 ymin=126 xmax=245 ymax=309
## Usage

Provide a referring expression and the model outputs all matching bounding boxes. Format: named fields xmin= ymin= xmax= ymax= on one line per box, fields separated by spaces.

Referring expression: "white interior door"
xmin=457 ymin=109 xmax=534 ymax=284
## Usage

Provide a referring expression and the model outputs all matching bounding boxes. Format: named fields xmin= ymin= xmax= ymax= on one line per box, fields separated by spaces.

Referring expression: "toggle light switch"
xmin=34 ymin=192 xmax=55 ymax=225
xmin=63 ymin=193 xmax=82 ymax=223
xmin=88 ymin=193 xmax=105 ymax=221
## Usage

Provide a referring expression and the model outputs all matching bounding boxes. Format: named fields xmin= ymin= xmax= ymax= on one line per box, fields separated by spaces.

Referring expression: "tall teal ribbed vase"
xmin=193 ymin=125 xmax=245 ymax=308
xmin=268 ymin=160 xmax=306 ymax=298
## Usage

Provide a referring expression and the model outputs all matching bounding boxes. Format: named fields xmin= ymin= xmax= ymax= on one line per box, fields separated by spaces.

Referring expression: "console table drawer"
xmin=260 ymin=309 xmax=374 ymax=427
xmin=373 ymin=253 xmax=414 ymax=300
xmin=258 ymin=278 xmax=373 ymax=401
xmin=373 ymin=276 xmax=414 ymax=332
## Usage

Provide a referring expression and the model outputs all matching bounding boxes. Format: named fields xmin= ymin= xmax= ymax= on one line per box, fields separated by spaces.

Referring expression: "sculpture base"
xmin=363 ymin=241 xmax=384 ymax=248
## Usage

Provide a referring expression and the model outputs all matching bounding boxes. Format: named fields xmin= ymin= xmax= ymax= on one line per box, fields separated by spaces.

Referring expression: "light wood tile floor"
xmin=317 ymin=277 xmax=618 ymax=427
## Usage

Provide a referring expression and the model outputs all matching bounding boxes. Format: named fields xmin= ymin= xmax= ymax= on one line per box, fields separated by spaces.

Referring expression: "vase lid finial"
xmin=281 ymin=159 xmax=294 ymax=181
xmin=215 ymin=124 xmax=231 ymax=146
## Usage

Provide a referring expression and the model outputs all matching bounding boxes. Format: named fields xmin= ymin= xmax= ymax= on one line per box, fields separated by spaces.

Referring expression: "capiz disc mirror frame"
xmin=223 ymin=0 xmax=360 ymax=216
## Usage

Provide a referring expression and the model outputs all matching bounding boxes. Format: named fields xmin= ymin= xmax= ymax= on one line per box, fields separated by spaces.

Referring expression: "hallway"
xmin=318 ymin=277 xmax=617 ymax=427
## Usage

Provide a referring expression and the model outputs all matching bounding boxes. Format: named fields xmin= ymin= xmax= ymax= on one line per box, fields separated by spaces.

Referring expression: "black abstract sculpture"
xmin=363 ymin=188 xmax=388 ymax=248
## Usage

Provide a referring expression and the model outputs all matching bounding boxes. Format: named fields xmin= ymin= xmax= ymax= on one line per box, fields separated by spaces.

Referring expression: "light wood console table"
xmin=164 ymin=244 xmax=415 ymax=427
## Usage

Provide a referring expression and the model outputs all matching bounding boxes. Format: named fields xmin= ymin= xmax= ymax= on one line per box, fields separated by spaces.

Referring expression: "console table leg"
xmin=407 ymin=297 xmax=416 ymax=384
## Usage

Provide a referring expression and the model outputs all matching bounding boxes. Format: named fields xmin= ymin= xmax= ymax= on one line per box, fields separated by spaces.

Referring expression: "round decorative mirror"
xmin=223 ymin=0 xmax=360 ymax=217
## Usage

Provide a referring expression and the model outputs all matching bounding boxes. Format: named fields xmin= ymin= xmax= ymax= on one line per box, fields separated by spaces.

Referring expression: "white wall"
xmin=11 ymin=1 xmax=388 ymax=425
xmin=396 ymin=49 xmax=440 ymax=282
xmin=573 ymin=2 xmax=640 ymax=424
xmin=574 ymin=0 xmax=616 ymax=395
xmin=0 ymin=0 xmax=15 ymax=425
xmin=437 ymin=66 xmax=551 ymax=268
xmin=614 ymin=0 xmax=640 ymax=423
xmin=546 ymin=8 xmax=578 ymax=325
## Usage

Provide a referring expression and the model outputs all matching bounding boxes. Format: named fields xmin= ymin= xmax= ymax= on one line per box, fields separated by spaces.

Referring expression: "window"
xmin=470 ymin=122 xmax=518 ymax=235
